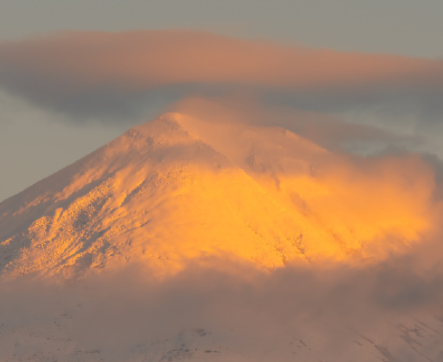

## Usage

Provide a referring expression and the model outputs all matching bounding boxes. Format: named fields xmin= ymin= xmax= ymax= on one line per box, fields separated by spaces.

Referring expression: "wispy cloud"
xmin=2 ymin=243 xmax=443 ymax=361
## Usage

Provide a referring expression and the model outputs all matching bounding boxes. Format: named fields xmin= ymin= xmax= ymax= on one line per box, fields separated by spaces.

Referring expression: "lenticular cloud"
xmin=0 ymin=30 xmax=441 ymax=115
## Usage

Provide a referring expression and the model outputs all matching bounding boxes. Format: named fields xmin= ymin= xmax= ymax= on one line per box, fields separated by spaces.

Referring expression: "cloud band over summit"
xmin=0 ymin=30 xmax=442 ymax=117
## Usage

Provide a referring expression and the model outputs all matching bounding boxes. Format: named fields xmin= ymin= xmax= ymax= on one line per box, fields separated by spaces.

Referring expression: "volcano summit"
xmin=0 ymin=113 xmax=433 ymax=280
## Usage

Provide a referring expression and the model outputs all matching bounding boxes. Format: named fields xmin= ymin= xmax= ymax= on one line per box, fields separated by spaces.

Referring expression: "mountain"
xmin=0 ymin=113 xmax=431 ymax=280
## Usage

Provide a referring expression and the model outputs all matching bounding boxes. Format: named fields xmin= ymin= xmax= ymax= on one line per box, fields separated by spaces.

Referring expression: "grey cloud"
xmin=0 ymin=30 xmax=442 ymax=123
xmin=2 ymin=240 xmax=443 ymax=361
xmin=262 ymin=84 xmax=443 ymax=131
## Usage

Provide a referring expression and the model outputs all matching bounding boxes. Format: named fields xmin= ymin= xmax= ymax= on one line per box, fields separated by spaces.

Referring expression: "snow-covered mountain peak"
xmin=0 ymin=112 xmax=434 ymax=280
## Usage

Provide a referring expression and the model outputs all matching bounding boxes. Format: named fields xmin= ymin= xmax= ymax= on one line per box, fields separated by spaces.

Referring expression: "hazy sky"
xmin=2 ymin=0 xmax=443 ymax=58
xmin=1 ymin=0 xmax=443 ymax=201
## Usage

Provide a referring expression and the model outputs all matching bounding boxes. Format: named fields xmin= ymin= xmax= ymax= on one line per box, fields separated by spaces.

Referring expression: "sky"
xmin=1 ymin=0 xmax=443 ymax=201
